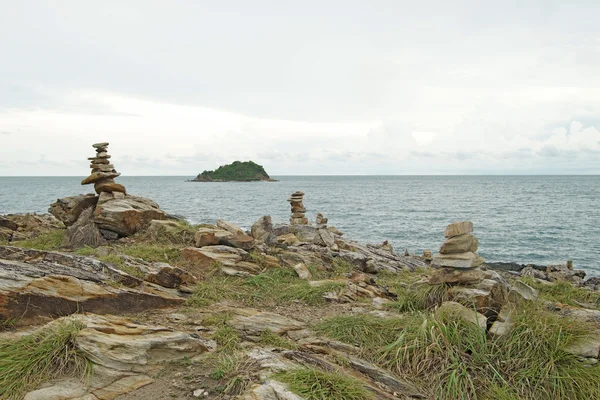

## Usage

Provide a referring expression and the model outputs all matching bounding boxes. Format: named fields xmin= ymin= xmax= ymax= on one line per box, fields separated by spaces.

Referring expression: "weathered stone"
xmin=223 ymin=234 xmax=256 ymax=250
xmin=94 ymin=195 xmax=167 ymax=237
xmin=194 ymin=227 xmax=231 ymax=247
xmin=0 ymin=217 xmax=19 ymax=231
xmin=216 ymin=220 xmax=245 ymax=235
xmin=489 ymin=320 xmax=512 ymax=337
xmin=242 ymin=380 xmax=303 ymax=400
xmin=422 ymin=249 xmax=433 ymax=261
xmin=314 ymin=228 xmax=335 ymax=248
xmin=93 ymin=142 xmax=110 ymax=148
xmin=432 ymin=251 xmax=484 ymax=269
xmin=437 ymin=301 xmax=487 ymax=330
xmin=428 ymin=267 xmax=488 ymax=285
xmin=276 ymin=233 xmax=300 ymax=246
xmin=65 ymin=207 xmax=107 ymax=249
xmin=142 ymin=262 xmax=197 ymax=289
xmin=448 ymin=279 xmax=508 ymax=316
xmin=251 ymin=216 xmax=273 ymax=242
xmin=81 ymin=172 xmax=121 ymax=185
xmin=228 ymin=311 xmax=304 ymax=335
xmin=564 ymin=334 xmax=600 ymax=358
xmin=181 ymin=246 xmax=247 ymax=268
xmin=94 ymin=180 xmax=126 ymax=195
xmin=49 ymin=194 xmax=99 ymax=226
xmin=508 ymin=280 xmax=539 ymax=303
xmin=444 ymin=221 xmax=474 ymax=238
xmin=293 ymin=263 xmax=312 ymax=280
xmin=440 ymin=233 xmax=478 ymax=254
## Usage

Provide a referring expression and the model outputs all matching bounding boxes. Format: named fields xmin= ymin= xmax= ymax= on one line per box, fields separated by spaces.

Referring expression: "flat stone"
xmin=293 ymin=263 xmax=312 ymax=280
xmin=564 ymin=334 xmax=600 ymax=358
xmin=440 ymin=233 xmax=479 ymax=254
xmin=216 ymin=220 xmax=245 ymax=235
xmin=89 ymin=158 xmax=110 ymax=165
xmin=432 ymin=251 xmax=484 ymax=269
xmin=508 ymin=280 xmax=539 ymax=303
xmin=437 ymin=301 xmax=487 ymax=330
xmin=194 ymin=228 xmax=232 ymax=247
xmin=88 ymin=155 xmax=111 ymax=160
xmin=93 ymin=142 xmax=109 ymax=148
xmin=444 ymin=221 xmax=474 ymax=238
xmin=428 ymin=267 xmax=489 ymax=285
xmin=93 ymin=194 xmax=166 ymax=237
xmin=94 ymin=181 xmax=126 ymax=195
xmin=228 ymin=311 xmax=304 ymax=335
xmin=223 ymin=234 xmax=256 ymax=250
xmin=49 ymin=194 xmax=99 ymax=226
xmin=82 ymin=172 xmax=121 ymax=185
xmin=181 ymin=246 xmax=248 ymax=268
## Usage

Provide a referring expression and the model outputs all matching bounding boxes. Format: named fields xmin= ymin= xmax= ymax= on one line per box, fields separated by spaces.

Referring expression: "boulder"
xmin=142 ymin=262 xmax=197 ymax=289
xmin=228 ymin=310 xmax=305 ymax=335
xmin=564 ymin=334 xmax=600 ymax=358
xmin=444 ymin=221 xmax=474 ymax=238
xmin=432 ymin=252 xmax=484 ymax=269
xmin=251 ymin=216 xmax=273 ymax=242
xmin=94 ymin=194 xmax=167 ymax=237
xmin=223 ymin=234 xmax=256 ymax=250
xmin=448 ymin=279 xmax=508 ymax=316
xmin=440 ymin=233 xmax=478 ymax=254
xmin=508 ymin=280 xmax=539 ymax=303
xmin=64 ymin=207 xmax=106 ymax=249
xmin=194 ymin=227 xmax=232 ymax=247
xmin=314 ymin=228 xmax=335 ymax=248
xmin=49 ymin=194 xmax=99 ymax=226
xmin=293 ymin=263 xmax=312 ymax=280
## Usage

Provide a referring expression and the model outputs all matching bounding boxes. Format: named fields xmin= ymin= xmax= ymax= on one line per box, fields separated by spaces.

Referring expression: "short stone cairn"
xmin=82 ymin=142 xmax=126 ymax=194
xmin=289 ymin=191 xmax=308 ymax=225
xmin=315 ymin=213 xmax=328 ymax=228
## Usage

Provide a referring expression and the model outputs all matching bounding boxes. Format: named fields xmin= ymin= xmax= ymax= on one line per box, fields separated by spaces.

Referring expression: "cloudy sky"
xmin=1 ymin=1 xmax=600 ymax=176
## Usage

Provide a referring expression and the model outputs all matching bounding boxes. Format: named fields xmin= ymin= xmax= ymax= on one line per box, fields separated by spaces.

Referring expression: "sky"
xmin=1 ymin=0 xmax=600 ymax=176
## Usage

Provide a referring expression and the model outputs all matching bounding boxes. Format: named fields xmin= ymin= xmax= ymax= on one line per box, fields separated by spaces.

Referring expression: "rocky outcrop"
xmin=251 ymin=215 xmax=273 ymax=243
xmin=49 ymin=194 xmax=99 ymax=226
xmin=0 ymin=246 xmax=183 ymax=325
xmin=94 ymin=193 xmax=167 ymax=237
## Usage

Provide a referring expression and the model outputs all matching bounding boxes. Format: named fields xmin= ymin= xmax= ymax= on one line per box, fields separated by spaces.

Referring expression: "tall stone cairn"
xmin=289 ymin=191 xmax=308 ymax=225
xmin=81 ymin=142 xmax=127 ymax=194
xmin=431 ymin=221 xmax=483 ymax=269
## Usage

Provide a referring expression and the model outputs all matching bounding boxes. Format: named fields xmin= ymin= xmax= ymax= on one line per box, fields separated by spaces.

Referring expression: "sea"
xmin=1 ymin=175 xmax=599 ymax=276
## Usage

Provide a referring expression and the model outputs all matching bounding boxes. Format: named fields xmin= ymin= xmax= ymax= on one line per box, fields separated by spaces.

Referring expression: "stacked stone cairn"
xmin=289 ymin=191 xmax=308 ymax=225
xmin=313 ymin=212 xmax=337 ymax=250
xmin=315 ymin=213 xmax=328 ymax=228
xmin=82 ymin=142 xmax=126 ymax=194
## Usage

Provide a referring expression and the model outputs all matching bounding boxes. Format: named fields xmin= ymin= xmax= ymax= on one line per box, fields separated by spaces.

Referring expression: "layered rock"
xmin=432 ymin=221 xmax=484 ymax=269
xmin=83 ymin=142 xmax=126 ymax=194
xmin=288 ymin=191 xmax=308 ymax=225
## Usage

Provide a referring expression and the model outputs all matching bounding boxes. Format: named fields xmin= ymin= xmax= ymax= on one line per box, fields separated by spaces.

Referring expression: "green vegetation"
xmin=12 ymin=229 xmax=66 ymax=251
xmin=258 ymin=330 xmax=298 ymax=350
xmin=275 ymin=368 xmax=374 ymax=400
xmin=0 ymin=320 xmax=91 ymax=400
xmin=521 ymin=277 xmax=600 ymax=309
xmin=192 ymin=160 xmax=273 ymax=182
xmin=187 ymin=267 xmax=345 ymax=308
xmin=317 ymin=303 xmax=600 ymax=400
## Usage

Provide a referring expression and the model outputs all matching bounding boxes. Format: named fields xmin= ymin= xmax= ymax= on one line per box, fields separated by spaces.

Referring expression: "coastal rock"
xmin=428 ymin=267 xmax=489 ymax=285
xmin=223 ymin=234 xmax=256 ymax=250
xmin=94 ymin=180 xmax=126 ymax=194
xmin=444 ymin=221 xmax=474 ymax=238
xmin=65 ymin=207 xmax=106 ymax=248
xmin=448 ymin=279 xmax=508 ymax=316
xmin=194 ymin=227 xmax=232 ymax=247
xmin=216 ymin=219 xmax=246 ymax=235
xmin=228 ymin=310 xmax=305 ymax=335
xmin=288 ymin=191 xmax=308 ymax=225
xmin=49 ymin=194 xmax=99 ymax=226
xmin=142 ymin=262 xmax=197 ymax=289
xmin=293 ymin=263 xmax=312 ymax=280
xmin=508 ymin=280 xmax=539 ymax=303
xmin=440 ymin=233 xmax=478 ymax=254
xmin=81 ymin=171 xmax=121 ymax=185
xmin=181 ymin=245 xmax=248 ymax=268
xmin=251 ymin=215 xmax=273 ymax=242
xmin=564 ymin=334 xmax=600 ymax=358
xmin=437 ymin=301 xmax=487 ymax=330
xmin=432 ymin=251 xmax=484 ymax=269
xmin=94 ymin=195 xmax=167 ymax=237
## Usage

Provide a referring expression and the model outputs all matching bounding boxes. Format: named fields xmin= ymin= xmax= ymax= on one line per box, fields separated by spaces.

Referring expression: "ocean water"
xmin=1 ymin=175 xmax=599 ymax=275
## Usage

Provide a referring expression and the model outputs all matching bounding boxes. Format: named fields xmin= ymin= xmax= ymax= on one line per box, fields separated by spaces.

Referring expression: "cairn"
xmin=315 ymin=213 xmax=328 ymax=228
xmin=429 ymin=221 xmax=485 ymax=284
xmin=289 ymin=191 xmax=308 ymax=225
xmin=81 ymin=142 xmax=126 ymax=194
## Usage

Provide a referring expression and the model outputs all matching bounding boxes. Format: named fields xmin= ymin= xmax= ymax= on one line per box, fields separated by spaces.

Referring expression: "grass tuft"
xmin=12 ymin=229 xmax=66 ymax=251
xmin=521 ymin=277 xmax=600 ymax=309
xmin=275 ymin=368 xmax=374 ymax=400
xmin=259 ymin=330 xmax=298 ymax=350
xmin=0 ymin=320 xmax=91 ymax=399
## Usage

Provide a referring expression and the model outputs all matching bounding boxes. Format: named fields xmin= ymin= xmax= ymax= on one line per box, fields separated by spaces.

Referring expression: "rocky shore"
xmin=1 ymin=144 xmax=599 ymax=400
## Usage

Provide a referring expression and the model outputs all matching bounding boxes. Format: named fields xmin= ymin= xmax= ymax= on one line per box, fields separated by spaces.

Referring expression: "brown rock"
xmin=93 ymin=195 xmax=167 ymax=237
xmin=223 ymin=234 xmax=256 ymax=250
xmin=181 ymin=246 xmax=247 ymax=268
xmin=440 ymin=233 xmax=478 ymax=254
xmin=432 ymin=251 xmax=484 ymax=269
xmin=428 ymin=267 xmax=489 ymax=285
xmin=94 ymin=180 xmax=127 ymax=194
xmin=216 ymin=220 xmax=245 ymax=235
xmin=444 ymin=221 xmax=474 ymax=238
xmin=49 ymin=194 xmax=99 ymax=226
xmin=82 ymin=172 xmax=121 ymax=185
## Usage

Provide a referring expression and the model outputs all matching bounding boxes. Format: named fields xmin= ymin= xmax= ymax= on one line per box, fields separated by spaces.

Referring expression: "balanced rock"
xmin=289 ymin=191 xmax=308 ymax=225
xmin=432 ymin=221 xmax=483 ymax=269
xmin=432 ymin=251 xmax=484 ymax=269
xmin=440 ymin=233 xmax=478 ymax=254
xmin=82 ymin=143 xmax=126 ymax=195
xmin=444 ymin=221 xmax=474 ymax=238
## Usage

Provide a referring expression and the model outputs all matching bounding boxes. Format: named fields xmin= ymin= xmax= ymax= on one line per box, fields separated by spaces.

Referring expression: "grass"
xmin=187 ymin=268 xmax=346 ymax=308
xmin=314 ymin=314 xmax=405 ymax=351
xmin=119 ymin=243 xmax=181 ymax=263
xmin=0 ymin=320 xmax=91 ymax=399
xmin=259 ymin=330 xmax=298 ymax=350
xmin=212 ymin=326 xmax=241 ymax=353
xmin=12 ymin=229 xmax=66 ymax=251
xmin=275 ymin=368 xmax=374 ymax=400
xmin=377 ymin=304 xmax=600 ymax=400
xmin=521 ymin=277 xmax=600 ymax=309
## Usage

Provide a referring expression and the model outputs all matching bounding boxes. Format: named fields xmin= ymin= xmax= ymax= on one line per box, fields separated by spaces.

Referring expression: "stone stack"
xmin=82 ymin=142 xmax=126 ymax=194
xmin=315 ymin=213 xmax=328 ymax=228
xmin=289 ymin=191 xmax=308 ymax=225
xmin=431 ymin=221 xmax=483 ymax=269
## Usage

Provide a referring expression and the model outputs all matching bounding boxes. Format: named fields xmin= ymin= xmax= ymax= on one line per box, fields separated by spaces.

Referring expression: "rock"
xmin=448 ymin=279 xmax=508 ymax=316
xmin=422 ymin=249 xmax=433 ymax=261
xmin=444 ymin=221 xmax=474 ymax=238
xmin=49 ymin=194 xmax=99 ymax=226
xmin=508 ymin=280 xmax=539 ymax=303
xmin=194 ymin=227 xmax=231 ymax=247
xmin=93 ymin=142 xmax=109 ymax=148
xmin=216 ymin=220 xmax=245 ymax=235
xmin=81 ymin=172 xmax=121 ymax=185
xmin=564 ymin=334 xmax=600 ymax=358
xmin=314 ymin=228 xmax=335 ymax=248
xmin=181 ymin=245 xmax=248 ymax=268
xmin=328 ymin=226 xmax=343 ymax=236
xmin=489 ymin=320 xmax=512 ymax=337
xmin=0 ymin=247 xmax=184 ymax=325
xmin=290 ymin=225 xmax=317 ymax=242
xmin=546 ymin=262 xmax=586 ymax=284
xmin=251 ymin=216 xmax=273 ymax=242
xmin=223 ymin=234 xmax=256 ymax=250
xmin=437 ymin=301 xmax=487 ymax=330
xmin=288 ymin=191 xmax=309 ymax=225
xmin=276 ymin=233 xmax=300 ymax=246
xmin=228 ymin=310 xmax=304 ymax=335
xmin=94 ymin=195 xmax=167 ymax=237
xmin=143 ymin=262 xmax=197 ymax=289
xmin=428 ymin=267 xmax=489 ymax=285
xmin=432 ymin=252 xmax=484 ymax=269
xmin=520 ymin=265 xmax=547 ymax=280
xmin=0 ymin=217 xmax=19 ymax=231
xmin=94 ymin=180 xmax=126 ymax=195
xmin=242 ymin=380 xmax=303 ymax=400
xmin=293 ymin=263 xmax=312 ymax=280
xmin=440 ymin=233 xmax=478 ymax=254
xmin=193 ymin=388 xmax=206 ymax=398
xmin=65 ymin=207 xmax=107 ymax=249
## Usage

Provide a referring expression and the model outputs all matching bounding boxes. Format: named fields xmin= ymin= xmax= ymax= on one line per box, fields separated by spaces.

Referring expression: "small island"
xmin=189 ymin=160 xmax=277 ymax=182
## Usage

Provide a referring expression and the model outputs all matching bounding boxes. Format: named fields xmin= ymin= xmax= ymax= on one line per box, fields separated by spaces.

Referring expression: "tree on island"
xmin=191 ymin=160 xmax=276 ymax=182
